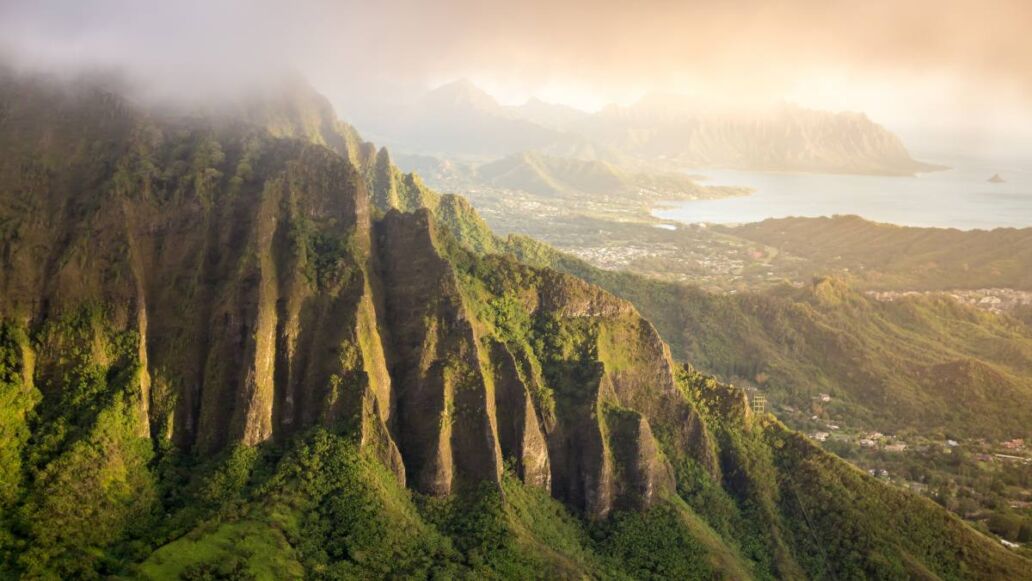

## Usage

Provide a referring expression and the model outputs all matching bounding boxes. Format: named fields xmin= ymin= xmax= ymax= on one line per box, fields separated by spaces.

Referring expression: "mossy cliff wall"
xmin=0 ymin=78 xmax=713 ymax=517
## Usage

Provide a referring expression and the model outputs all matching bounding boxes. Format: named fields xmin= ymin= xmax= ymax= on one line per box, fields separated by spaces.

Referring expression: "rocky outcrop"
xmin=375 ymin=209 xmax=504 ymax=495
xmin=605 ymin=407 xmax=676 ymax=511
xmin=489 ymin=340 xmax=551 ymax=489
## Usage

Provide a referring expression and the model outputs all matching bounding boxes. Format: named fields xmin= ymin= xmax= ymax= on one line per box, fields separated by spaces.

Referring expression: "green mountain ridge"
xmin=722 ymin=215 xmax=1032 ymax=291
xmin=0 ymin=71 xmax=1028 ymax=579
xmin=499 ymin=233 xmax=1032 ymax=440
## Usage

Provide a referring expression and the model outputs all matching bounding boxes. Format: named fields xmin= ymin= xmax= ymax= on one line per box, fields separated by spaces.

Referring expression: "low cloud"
xmin=2 ymin=0 xmax=1030 ymax=142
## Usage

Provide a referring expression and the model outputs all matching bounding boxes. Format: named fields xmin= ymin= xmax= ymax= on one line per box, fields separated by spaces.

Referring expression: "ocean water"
xmin=654 ymin=154 xmax=1032 ymax=230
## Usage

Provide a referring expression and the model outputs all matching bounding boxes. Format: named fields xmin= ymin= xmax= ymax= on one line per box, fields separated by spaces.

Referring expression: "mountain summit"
xmin=423 ymin=78 xmax=502 ymax=112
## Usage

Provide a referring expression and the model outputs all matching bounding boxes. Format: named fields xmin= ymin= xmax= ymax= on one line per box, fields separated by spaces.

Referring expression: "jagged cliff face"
xmin=2 ymin=74 xmax=1029 ymax=579
xmin=1 ymin=75 xmax=381 ymax=456
xmin=0 ymin=73 xmax=712 ymax=519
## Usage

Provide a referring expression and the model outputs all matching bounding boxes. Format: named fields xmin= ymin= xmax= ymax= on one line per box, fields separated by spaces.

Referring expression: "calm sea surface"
xmin=654 ymin=154 xmax=1032 ymax=230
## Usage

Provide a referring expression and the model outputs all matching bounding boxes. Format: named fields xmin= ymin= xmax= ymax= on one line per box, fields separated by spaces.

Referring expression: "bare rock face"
xmin=606 ymin=408 xmax=676 ymax=511
xmin=489 ymin=340 xmax=551 ymax=489
xmin=375 ymin=209 xmax=504 ymax=495
xmin=545 ymin=365 xmax=617 ymax=518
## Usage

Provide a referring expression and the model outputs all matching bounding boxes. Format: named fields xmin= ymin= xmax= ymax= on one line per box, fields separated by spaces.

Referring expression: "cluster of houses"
xmin=865 ymin=288 xmax=1032 ymax=315
xmin=993 ymin=439 xmax=1031 ymax=464
xmin=1001 ymin=438 xmax=1025 ymax=451
xmin=810 ymin=428 xmax=1032 ymax=462
xmin=867 ymin=468 xmax=890 ymax=479
xmin=797 ymin=393 xmax=1031 ymax=469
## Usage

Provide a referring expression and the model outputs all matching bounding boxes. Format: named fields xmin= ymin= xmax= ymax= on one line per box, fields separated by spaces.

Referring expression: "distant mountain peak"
xmin=508 ymin=97 xmax=589 ymax=130
xmin=424 ymin=78 xmax=500 ymax=111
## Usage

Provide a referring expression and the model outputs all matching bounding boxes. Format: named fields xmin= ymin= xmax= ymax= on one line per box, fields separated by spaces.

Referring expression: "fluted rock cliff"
xmin=1 ymin=72 xmax=1028 ymax=579
xmin=0 ymin=71 xmax=706 ymax=500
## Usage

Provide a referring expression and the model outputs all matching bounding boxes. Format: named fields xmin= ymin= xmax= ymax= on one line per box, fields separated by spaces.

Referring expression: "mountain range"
xmin=0 ymin=70 xmax=1027 ymax=579
xmin=361 ymin=79 xmax=939 ymax=176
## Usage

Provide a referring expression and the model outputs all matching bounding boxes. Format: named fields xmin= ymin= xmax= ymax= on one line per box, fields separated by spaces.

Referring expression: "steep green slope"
xmin=1 ymin=72 xmax=1028 ymax=579
xmin=724 ymin=215 xmax=1032 ymax=291
xmin=504 ymin=233 xmax=1032 ymax=439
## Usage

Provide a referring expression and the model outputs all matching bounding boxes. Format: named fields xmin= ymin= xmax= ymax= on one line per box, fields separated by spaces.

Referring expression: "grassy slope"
xmin=725 ymin=215 xmax=1032 ymax=291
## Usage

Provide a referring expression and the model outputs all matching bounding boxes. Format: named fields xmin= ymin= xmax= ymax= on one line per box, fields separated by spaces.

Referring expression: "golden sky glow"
xmin=3 ymin=0 xmax=1030 ymax=150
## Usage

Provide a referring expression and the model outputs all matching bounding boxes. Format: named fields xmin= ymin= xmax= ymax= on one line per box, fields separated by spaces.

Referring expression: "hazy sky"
xmin=3 ymin=0 xmax=1031 ymax=153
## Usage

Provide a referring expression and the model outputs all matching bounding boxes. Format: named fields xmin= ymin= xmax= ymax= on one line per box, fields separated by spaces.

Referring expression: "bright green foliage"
xmin=0 ymin=322 xmax=38 ymax=510
xmin=2 ymin=309 xmax=158 ymax=578
xmin=767 ymin=423 xmax=1030 ymax=580
xmin=434 ymin=194 xmax=500 ymax=255
xmin=267 ymin=431 xmax=459 ymax=579
xmin=593 ymin=499 xmax=751 ymax=581
xmin=140 ymin=518 xmax=303 ymax=580
xmin=140 ymin=431 xmax=604 ymax=579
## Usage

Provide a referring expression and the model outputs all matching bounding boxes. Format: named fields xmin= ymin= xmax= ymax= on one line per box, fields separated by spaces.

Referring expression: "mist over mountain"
xmin=362 ymin=79 xmax=561 ymax=158
xmin=574 ymin=96 xmax=940 ymax=175
xmin=508 ymin=97 xmax=590 ymax=131
xmin=359 ymin=79 xmax=938 ymax=176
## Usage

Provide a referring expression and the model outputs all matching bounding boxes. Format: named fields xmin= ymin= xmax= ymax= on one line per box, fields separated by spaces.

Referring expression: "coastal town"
xmin=867 ymin=288 xmax=1032 ymax=314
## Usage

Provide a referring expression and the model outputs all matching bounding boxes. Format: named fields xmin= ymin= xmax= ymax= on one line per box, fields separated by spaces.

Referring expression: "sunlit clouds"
xmin=2 ymin=0 xmax=1030 ymax=150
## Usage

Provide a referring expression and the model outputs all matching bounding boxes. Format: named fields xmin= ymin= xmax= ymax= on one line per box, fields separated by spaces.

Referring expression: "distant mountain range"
xmin=364 ymin=79 xmax=562 ymax=157
xmin=392 ymin=148 xmax=747 ymax=204
xmin=361 ymin=79 xmax=939 ymax=176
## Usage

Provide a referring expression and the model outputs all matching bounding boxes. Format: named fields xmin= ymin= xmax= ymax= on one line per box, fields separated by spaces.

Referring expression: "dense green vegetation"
xmin=1 ymin=70 xmax=1029 ymax=579
xmin=725 ymin=215 xmax=1032 ymax=291
xmin=503 ymin=233 xmax=1032 ymax=440
xmin=0 ymin=309 xmax=158 ymax=577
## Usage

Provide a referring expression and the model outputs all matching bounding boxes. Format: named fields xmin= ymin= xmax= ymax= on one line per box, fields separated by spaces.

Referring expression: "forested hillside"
xmin=505 ymin=235 xmax=1032 ymax=440
xmin=0 ymin=70 xmax=1027 ymax=579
